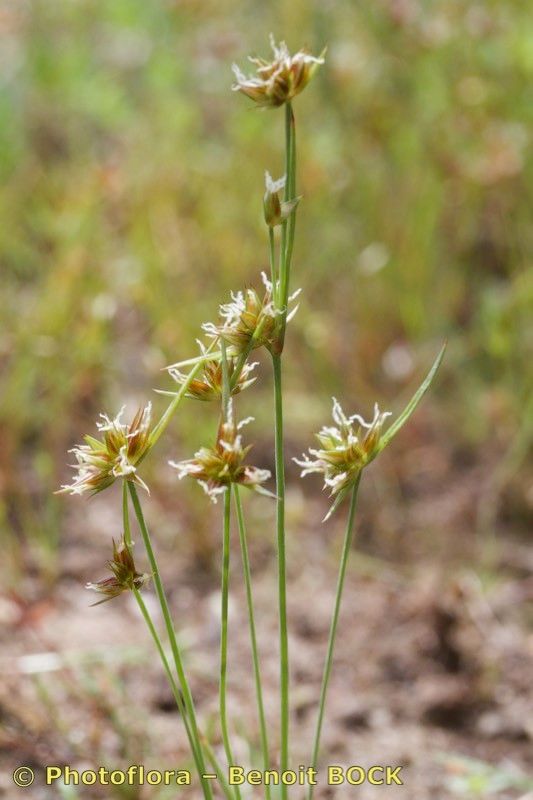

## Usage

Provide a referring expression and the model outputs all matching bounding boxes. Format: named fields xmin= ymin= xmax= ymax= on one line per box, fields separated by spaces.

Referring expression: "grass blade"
xmin=377 ymin=342 xmax=446 ymax=453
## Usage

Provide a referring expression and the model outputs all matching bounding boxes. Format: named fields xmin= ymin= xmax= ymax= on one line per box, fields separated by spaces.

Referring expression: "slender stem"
xmin=133 ymin=589 xmax=194 ymax=748
xmin=220 ymin=340 xmax=230 ymax=417
xmin=128 ymin=482 xmax=213 ymax=800
xmin=233 ymin=486 xmax=271 ymax=800
xmin=269 ymin=227 xmax=278 ymax=304
xmin=307 ymin=477 xmax=361 ymax=800
xmin=279 ymin=102 xmax=297 ymax=315
xmin=281 ymin=103 xmax=297 ymax=311
xmin=219 ymin=488 xmax=240 ymax=798
xmin=272 ymin=352 xmax=289 ymax=798
xmin=284 ymin=102 xmax=292 ymax=201
xmin=134 ymin=588 xmax=235 ymax=800
xmin=126 ymin=488 xmax=208 ymax=793
xmin=125 ymin=486 xmax=203 ymax=780
xmin=126 ymin=480 xmax=187 ymax=728
xmin=218 ymin=337 xmax=241 ymax=800
xmin=279 ymin=102 xmax=292 ymax=305
xmin=202 ymin=737 xmax=234 ymax=800
xmin=122 ymin=480 xmax=132 ymax=548
xmin=269 ymin=101 xmax=297 ymax=800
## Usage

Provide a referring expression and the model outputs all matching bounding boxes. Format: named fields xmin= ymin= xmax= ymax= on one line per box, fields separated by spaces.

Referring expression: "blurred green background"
xmin=1 ymin=0 xmax=532 ymax=578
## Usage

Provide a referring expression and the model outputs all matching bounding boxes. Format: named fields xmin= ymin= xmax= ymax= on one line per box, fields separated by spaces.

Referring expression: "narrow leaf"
xmin=377 ymin=341 xmax=446 ymax=453
xmin=323 ymin=484 xmax=351 ymax=522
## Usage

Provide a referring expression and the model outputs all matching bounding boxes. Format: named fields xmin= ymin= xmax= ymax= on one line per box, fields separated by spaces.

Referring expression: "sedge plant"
xmin=58 ymin=35 xmax=445 ymax=798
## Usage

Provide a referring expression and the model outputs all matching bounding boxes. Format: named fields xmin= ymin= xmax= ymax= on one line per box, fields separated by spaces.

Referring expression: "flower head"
xmin=169 ymin=400 xmax=273 ymax=503
xmin=232 ymin=35 xmax=325 ymax=108
xmin=294 ymin=344 xmax=447 ymax=520
xmin=263 ymin=171 xmax=300 ymax=227
xmin=167 ymin=341 xmax=258 ymax=401
xmin=202 ymin=272 xmax=300 ymax=355
xmin=295 ymin=398 xmax=391 ymax=503
xmin=58 ymin=403 xmax=153 ymax=496
xmin=86 ymin=538 xmax=150 ymax=606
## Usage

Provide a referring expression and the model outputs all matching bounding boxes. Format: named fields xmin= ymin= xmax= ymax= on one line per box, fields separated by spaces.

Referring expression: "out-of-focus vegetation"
xmin=440 ymin=754 xmax=533 ymax=798
xmin=1 ymin=0 xmax=531 ymax=574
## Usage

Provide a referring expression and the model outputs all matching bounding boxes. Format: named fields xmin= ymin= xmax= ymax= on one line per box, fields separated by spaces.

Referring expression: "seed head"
xmin=202 ymin=272 xmax=300 ymax=354
xmin=86 ymin=539 xmax=150 ymax=606
xmin=232 ymin=35 xmax=325 ymax=108
xmin=58 ymin=403 xmax=153 ymax=496
xmin=294 ymin=398 xmax=391 ymax=501
xmin=169 ymin=400 xmax=273 ymax=503
xmin=167 ymin=341 xmax=258 ymax=401
xmin=263 ymin=172 xmax=300 ymax=227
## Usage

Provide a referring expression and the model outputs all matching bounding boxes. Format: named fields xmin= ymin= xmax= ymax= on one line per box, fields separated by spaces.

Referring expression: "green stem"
xmin=269 ymin=227 xmax=278 ymax=304
xmin=134 ymin=587 xmax=235 ymax=800
xmin=272 ymin=353 xmax=289 ymax=799
xmin=128 ymin=482 xmax=213 ymax=800
xmin=278 ymin=102 xmax=297 ymax=315
xmin=201 ymin=737 xmax=234 ymax=800
xmin=307 ymin=477 xmax=361 ymax=800
xmin=133 ymin=589 xmax=194 ymax=751
xmin=279 ymin=103 xmax=291 ymax=304
xmin=269 ymin=101 xmax=297 ymax=800
xmin=218 ymin=328 xmax=240 ymax=800
xmin=233 ymin=486 xmax=271 ymax=800
xmin=219 ymin=488 xmax=240 ymax=799
xmin=126 ymin=475 xmax=187 ymax=728
xmin=126 ymin=492 xmax=206 ymax=794
xmin=122 ymin=480 xmax=132 ymax=548
xmin=220 ymin=340 xmax=230 ymax=417
xmin=281 ymin=103 xmax=297 ymax=311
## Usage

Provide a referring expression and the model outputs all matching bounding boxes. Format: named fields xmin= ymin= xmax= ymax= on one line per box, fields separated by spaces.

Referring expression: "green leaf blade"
xmin=377 ymin=341 xmax=447 ymax=453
